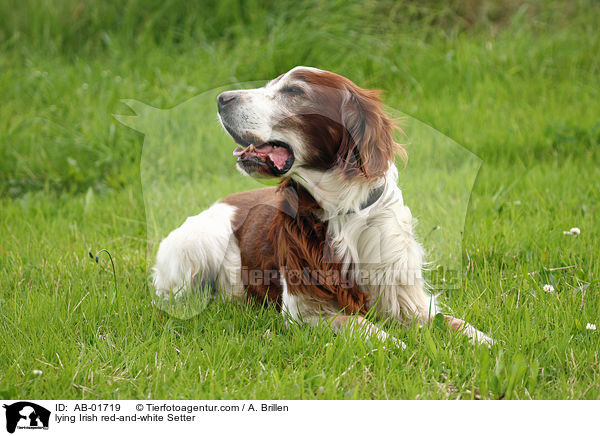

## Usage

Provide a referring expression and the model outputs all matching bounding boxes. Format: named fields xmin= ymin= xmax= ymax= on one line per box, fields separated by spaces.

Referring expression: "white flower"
xmin=543 ymin=284 xmax=555 ymax=293
xmin=586 ymin=323 xmax=597 ymax=331
xmin=563 ymin=227 xmax=581 ymax=236
xmin=32 ymin=369 xmax=43 ymax=375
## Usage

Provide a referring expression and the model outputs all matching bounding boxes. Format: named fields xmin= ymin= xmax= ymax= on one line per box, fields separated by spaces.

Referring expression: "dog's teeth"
xmin=248 ymin=144 xmax=255 ymax=152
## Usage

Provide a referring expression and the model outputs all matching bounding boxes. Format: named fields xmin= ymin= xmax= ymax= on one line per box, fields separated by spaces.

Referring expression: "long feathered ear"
xmin=337 ymin=86 xmax=403 ymax=180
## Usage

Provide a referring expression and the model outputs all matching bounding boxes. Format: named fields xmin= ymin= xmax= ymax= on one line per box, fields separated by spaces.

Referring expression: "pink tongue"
xmin=233 ymin=144 xmax=290 ymax=170
xmin=263 ymin=146 xmax=290 ymax=170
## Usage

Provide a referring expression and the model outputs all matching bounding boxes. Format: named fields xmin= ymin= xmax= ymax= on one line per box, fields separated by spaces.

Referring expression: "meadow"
xmin=0 ymin=0 xmax=599 ymax=399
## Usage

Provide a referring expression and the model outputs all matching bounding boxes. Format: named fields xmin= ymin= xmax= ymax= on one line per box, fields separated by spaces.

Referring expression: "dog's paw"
xmin=472 ymin=330 xmax=495 ymax=347
xmin=374 ymin=329 xmax=407 ymax=350
xmin=390 ymin=336 xmax=408 ymax=350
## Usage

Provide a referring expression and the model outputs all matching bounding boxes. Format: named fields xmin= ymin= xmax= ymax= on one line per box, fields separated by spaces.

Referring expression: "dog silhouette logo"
xmin=2 ymin=402 xmax=50 ymax=433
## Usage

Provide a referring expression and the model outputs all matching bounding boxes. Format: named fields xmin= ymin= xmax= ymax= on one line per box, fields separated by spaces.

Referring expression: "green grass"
xmin=1 ymin=0 xmax=599 ymax=399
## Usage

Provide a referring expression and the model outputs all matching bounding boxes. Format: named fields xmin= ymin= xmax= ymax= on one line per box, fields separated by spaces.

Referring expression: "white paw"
xmin=472 ymin=330 xmax=495 ymax=347
xmin=390 ymin=336 xmax=408 ymax=350
xmin=375 ymin=329 xmax=407 ymax=350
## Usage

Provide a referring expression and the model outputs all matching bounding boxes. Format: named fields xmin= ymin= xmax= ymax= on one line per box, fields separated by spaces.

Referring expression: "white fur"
xmin=152 ymin=202 xmax=244 ymax=299
xmin=451 ymin=318 xmax=495 ymax=346
xmin=287 ymin=140 xmax=437 ymax=327
xmin=280 ymin=276 xmax=301 ymax=325
xmin=296 ymin=164 xmax=438 ymax=324
xmin=292 ymin=167 xmax=384 ymax=218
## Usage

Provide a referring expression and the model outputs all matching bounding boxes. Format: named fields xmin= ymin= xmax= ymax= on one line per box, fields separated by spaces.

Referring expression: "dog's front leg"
xmin=444 ymin=315 xmax=494 ymax=346
xmin=329 ymin=315 xmax=407 ymax=350
xmin=281 ymin=277 xmax=406 ymax=349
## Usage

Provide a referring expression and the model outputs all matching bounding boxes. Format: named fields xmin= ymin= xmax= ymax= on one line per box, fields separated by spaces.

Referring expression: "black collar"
xmin=342 ymin=184 xmax=385 ymax=215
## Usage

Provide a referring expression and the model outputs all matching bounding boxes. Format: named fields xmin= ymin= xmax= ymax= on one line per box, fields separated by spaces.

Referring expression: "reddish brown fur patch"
xmin=288 ymin=69 xmax=404 ymax=180
xmin=223 ymin=182 xmax=368 ymax=314
xmin=223 ymin=187 xmax=283 ymax=305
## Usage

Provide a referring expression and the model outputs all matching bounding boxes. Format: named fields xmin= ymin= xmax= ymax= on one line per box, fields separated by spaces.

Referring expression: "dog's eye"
xmin=281 ymin=86 xmax=304 ymax=96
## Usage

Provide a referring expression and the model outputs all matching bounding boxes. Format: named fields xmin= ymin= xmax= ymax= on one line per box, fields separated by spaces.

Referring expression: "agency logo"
xmin=2 ymin=402 xmax=50 ymax=433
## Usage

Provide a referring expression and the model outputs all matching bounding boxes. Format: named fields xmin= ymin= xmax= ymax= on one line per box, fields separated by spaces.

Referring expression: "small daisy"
xmin=32 ymin=369 xmax=43 ymax=375
xmin=563 ymin=227 xmax=581 ymax=236
xmin=586 ymin=323 xmax=596 ymax=331
xmin=543 ymin=284 xmax=555 ymax=293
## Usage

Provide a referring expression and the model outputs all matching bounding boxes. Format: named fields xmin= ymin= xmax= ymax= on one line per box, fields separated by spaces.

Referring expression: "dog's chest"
xmin=328 ymin=201 xmax=415 ymax=271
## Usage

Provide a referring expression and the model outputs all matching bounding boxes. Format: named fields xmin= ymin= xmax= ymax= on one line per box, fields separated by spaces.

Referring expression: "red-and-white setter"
xmin=153 ymin=67 xmax=493 ymax=348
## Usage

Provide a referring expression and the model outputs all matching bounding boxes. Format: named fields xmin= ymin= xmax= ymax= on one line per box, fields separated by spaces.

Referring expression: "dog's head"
xmin=217 ymin=66 xmax=401 ymax=181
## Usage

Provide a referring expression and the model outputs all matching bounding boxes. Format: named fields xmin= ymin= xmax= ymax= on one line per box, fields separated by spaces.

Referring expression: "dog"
xmin=152 ymin=66 xmax=493 ymax=348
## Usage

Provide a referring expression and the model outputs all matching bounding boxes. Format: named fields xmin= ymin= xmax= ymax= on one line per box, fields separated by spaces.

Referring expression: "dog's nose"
xmin=217 ymin=91 xmax=238 ymax=108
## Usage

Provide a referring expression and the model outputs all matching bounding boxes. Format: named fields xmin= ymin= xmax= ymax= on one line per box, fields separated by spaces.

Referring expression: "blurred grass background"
xmin=1 ymin=0 xmax=598 ymax=197
xmin=0 ymin=0 xmax=599 ymax=399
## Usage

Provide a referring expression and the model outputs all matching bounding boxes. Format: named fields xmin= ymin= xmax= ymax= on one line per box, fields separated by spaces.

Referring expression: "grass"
xmin=0 ymin=0 xmax=599 ymax=399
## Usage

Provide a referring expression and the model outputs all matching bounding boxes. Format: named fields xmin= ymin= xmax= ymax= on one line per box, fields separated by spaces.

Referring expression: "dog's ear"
xmin=337 ymin=86 xmax=402 ymax=179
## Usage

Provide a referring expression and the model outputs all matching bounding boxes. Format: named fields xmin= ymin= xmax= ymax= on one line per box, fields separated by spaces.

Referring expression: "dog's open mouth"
xmin=232 ymin=140 xmax=294 ymax=175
